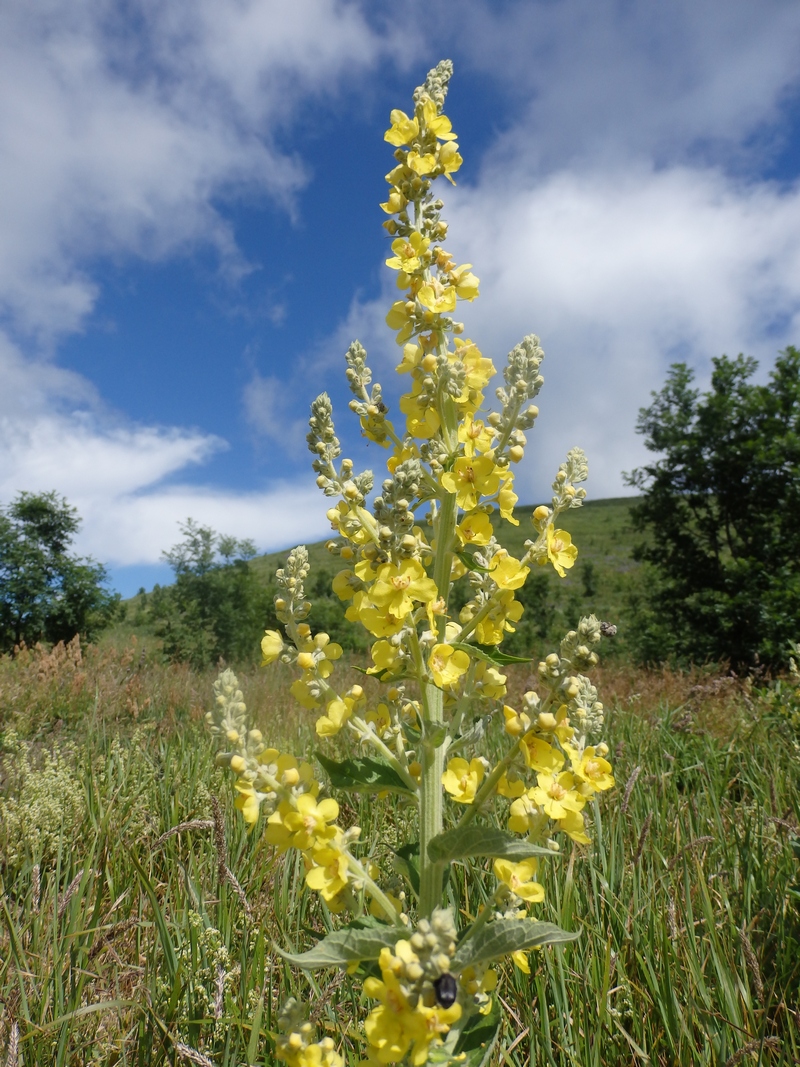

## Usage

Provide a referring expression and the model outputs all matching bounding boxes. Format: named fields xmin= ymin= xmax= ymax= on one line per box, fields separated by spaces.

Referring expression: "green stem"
xmin=345 ymin=855 xmax=405 ymax=928
xmin=433 ymin=489 xmax=457 ymax=640
xmin=456 ymin=742 xmax=520 ymax=830
xmin=418 ymin=677 xmax=445 ymax=917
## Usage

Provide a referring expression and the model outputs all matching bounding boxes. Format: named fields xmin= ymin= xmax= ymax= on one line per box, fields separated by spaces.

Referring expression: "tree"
xmin=626 ymin=346 xmax=800 ymax=667
xmin=148 ymin=519 xmax=273 ymax=668
xmin=0 ymin=491 xmax=119 ymax=652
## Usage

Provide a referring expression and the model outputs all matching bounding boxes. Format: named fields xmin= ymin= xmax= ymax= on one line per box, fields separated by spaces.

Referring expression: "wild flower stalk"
xmin=206 ymin=60 xmax=616 ymax=1066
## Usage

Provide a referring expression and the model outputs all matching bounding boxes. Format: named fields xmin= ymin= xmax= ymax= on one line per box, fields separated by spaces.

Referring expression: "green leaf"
xmin=428 ymin=827 xmax=554 ymax=865
xmin=452 ymin=919 xmax=578 ymax=970
xmin=453 ymin=1001 xmax=502 ymax=1067
xmin=455 ymin=550 xmax=492 ymax=574
xmin=452 ymin=642 xmax=532 ymax=666
xmin=393 ymin=841 xmax=420 ymax=896
xmin=316 ymin=752 xmax=416 ymax=797
xmin=275 ymin=923 xmax=401 ymax=969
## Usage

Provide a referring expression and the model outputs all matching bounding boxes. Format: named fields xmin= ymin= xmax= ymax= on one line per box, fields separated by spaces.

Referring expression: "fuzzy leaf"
xmin=428 ymin=827 xmax=554 ymax=865
xmin=316 ymin=752 xmax=416 ymax=797
xmin=276 ymin=924 xmax=401 ymax=969
xmin=452 ymin=642 xmax=532 ymax=666
xmin=453 ymin=1001 xmax=502 ymax=1067
xmin=453 ymin=919 xmax=578 ymax=970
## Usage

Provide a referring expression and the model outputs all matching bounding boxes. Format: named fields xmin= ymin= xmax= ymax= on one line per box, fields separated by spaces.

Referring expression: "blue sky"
xmin=2 ymin=1 xmax=800 ymax=597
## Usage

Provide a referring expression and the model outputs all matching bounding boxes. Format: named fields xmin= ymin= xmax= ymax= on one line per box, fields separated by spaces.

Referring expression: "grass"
xmin=1 ymin=637 xmax=799 ymax=1065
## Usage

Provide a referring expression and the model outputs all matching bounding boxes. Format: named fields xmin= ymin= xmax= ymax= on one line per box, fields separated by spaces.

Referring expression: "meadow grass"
xmin=1 ymin=639 xmax=799 ymax=1066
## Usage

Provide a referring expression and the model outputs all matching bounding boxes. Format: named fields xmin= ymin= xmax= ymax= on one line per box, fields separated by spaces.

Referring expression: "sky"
xmin=2 ymin=0 xmax=800 ymax=597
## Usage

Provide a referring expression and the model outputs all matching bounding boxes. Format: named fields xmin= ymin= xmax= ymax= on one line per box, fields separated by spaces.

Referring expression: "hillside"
xmin=115 ymin=497 xmax=642 ymax=662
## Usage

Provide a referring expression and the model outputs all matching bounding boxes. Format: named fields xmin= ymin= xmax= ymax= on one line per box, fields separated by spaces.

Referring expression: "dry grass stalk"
xmin=722 ymin=1036 xmax=780 ymax=1067
xmin=31 ymin=863 xmax=40 ymax=914
xmin=88 ymin=917 xmax=140 ymax=961
xmin=58 ymin=869 xmax=89 ymax=919
xmin=740 ymin=925 xmax=764 ymax=1002
xmin=214 ymin=965 xmax=226 ymax=1020
xmin=172 ymin=1040 xmax=215 ymax=1067
xmin=620 ymin=765 xmax=642 ymax=816
xmin=667 ymin=895 xmax=677 ymax=940
xmin=6 ymin=1020 xmax=19 ymax=1067
xmin=153 ymin=820 xmax=214 ymax=849
xmin=210 ymin=794 xmax=252 ymax=918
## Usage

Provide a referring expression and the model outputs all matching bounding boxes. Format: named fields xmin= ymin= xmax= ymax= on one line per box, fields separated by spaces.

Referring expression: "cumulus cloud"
xmin=0 ymin=0 xmax=389 ymax=576
xmin=0 ymin=0 xmax=386 ymax=342
xmin=444 ymin=163 xmax=800 ymax=498
xmin=0 ymin=390 xmax=329 ymax=567
xmin=445 ymin=0 xmax=800 ymax=175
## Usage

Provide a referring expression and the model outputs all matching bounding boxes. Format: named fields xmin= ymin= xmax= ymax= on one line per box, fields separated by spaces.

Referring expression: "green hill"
xmin=117 ymin=497 xmax=642 ymax=662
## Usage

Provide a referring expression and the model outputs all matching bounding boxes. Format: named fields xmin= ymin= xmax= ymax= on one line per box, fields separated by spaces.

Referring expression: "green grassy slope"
xmin=116 ymin=497 xmax=642 ymax=660
xmin=251 ymin=496 xmax=641 ymax=658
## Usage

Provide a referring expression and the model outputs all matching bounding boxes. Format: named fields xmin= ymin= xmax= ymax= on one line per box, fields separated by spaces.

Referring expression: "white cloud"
xmin=446 ymin=0 xmax=800 ymax=174
xmin=0 ymin=0 xmax=387 ymax=341
xmin=441 ymin=164 xmax=800 ymax=498
xmin=0 ymin=0 xmax=390 ymax=574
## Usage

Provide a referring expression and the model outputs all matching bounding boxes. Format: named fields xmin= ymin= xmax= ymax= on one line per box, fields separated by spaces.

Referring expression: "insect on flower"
xmin=433 ymin=973 xmax=458 ymax=1008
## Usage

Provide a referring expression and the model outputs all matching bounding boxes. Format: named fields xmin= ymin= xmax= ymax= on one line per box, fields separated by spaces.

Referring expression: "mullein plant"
xmin=207 ymin=60 xmax=615 ymax=1067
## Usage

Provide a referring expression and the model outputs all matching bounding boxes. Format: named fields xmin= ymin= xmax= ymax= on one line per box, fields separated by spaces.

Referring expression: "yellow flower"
xmin=369 ymin=559 xmax=438 ymax=619
xmin=489 ymin=549 xmax=529 ymax=590
xmin=493 ymin=857 xmax=545 ymax=903
xmin=497 ymin=475 xmax=519 ymax=525
xmin=471 ymin=590 xmax=524 ymax=645
xmin=410 ymin=1001 xmax=462 ymax=1065
xmin=519 ymin=735 xmax=564 ymax=774
xmin=429 ymin=643 xmax=470 ymax=688
xmin=503 ymin=705 xmax=531 ymax=737
xmin=315 ymin=698 xmax=349 ymax=737
xmin=380 ymin=187 xmax=407 ymax=215
xmin=512 ymin=951 xmax=531 ymax=974
xmin=417 ymin=280 xmax=457 ymax=313
xmin=442 ymin=757 xmax=485 ymax=803
xmin=407 ymin=149 xmax=438 ymax=175
xmin=438 ymin=140 xmax=463 ymax=183
xmin=530 ymin=771 xmax=586 ymax=820
xmin=364 ymin=957 xmax=424 ymax=1064
xmin=290 ymin=678 xmax=321 ymax=710
xmin=449 ymin=263 xmax=479 ymax=300
xmin=558 ymin=808 xmax=592 ymax=845
xmin=368 ymin=639 xmax=402 ymax=675
xmin=566 ymin=744 xmax=615 ymax=792
xmin=496 ymin=770 xmax=526 ymax=798
xmin=261 ymin=629 xmax=284 ymax=664
xmin=384 ymin=109 xmax=419 ymax=146
xmin=366 ymin=703 xmax=392 ymax=737
xmin=458 ymin=413 xmax=496 ymax=457
xmin=441 ymin=456 xmax=501 ymax=511
xmin=386 ymin=300 xmax=415 ymax=344
xmin=421 ymin=100 xmax=457 ymax=141
xmin=266 ymin=793 xmax=340 ymax=852
xmin=233 ymin=780 xmax=261 ymax=826
xmin=542 ymin=525 xmax=578 ymax=578
xmin=352 ymin=604 xmax=409 ymax=639
xmin=474 ymin=661 xmax=507 ymax=699
xmin=399 ymin=388 xmax=440 ymax=438
xmin=456 ymin=510 xmax=494 ymax=546
xmin=385 ymin=232 xmax=430 ymax=273
xmin=396 ymin=342 xmax=423 ymax=374
xmin=305 ymin=842 xmax=349 ymax=901
xmin=508 ymin=791 xmax=540 ymax=835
